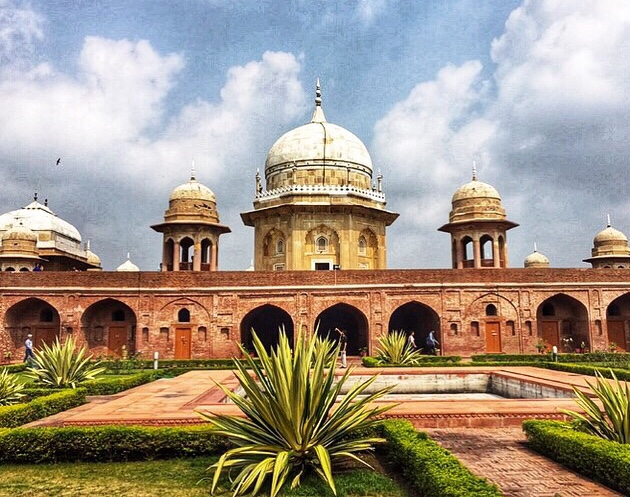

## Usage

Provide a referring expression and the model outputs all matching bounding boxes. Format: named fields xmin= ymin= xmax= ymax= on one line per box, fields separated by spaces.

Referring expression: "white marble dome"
xmin=0 ymin=200 xmax=81 ymax=243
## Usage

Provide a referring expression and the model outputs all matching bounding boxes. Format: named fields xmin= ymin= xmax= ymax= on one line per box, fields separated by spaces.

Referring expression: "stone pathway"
xmin=427 ymin=427 xmax=622 ymax=497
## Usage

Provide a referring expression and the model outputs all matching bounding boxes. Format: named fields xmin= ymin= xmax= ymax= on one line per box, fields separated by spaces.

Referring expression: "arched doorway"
xmin=606 ymin=294 xmax=630 ymax=352
xmin=240 ymin=305 xmax=294 ymax=354
xmin=536 ymin=294 xmax=589 ymax=351
xmin=315 ymin=303 xmax=368 ymax=355
xmin=388 ymin=302 xmax=441 ymax=353
xmin=5 ymin=298 xmax=61 ymax=355
xmin=81 ymin=299 xmax=137 ymax=357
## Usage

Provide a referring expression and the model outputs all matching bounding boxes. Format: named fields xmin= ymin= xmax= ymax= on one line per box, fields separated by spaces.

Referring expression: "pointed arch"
xmin=315 ymin=303 xmax=368 ymax=355
xmin=241 ymin=304 xmax=294 ymax=354
xmin=536 ymin=294 xmax=589 ymax=352
xmin=81 ymin=298 xmax=137 ymax=357
xmin=606 ymin=293 xmax=630 ymax=352
xmin=5 ymin=298 xmax=61 ymax=352
xmin=388 ymin=301 xmax=441 ymax=354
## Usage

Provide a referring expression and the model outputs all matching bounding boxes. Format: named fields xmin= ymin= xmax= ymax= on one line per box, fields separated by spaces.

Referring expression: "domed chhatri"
xmin=0 ymin=195 xmax=100 ymax=271
xmin=439 ymin=164 xmax=518 ymax=269
xmin=584 ymin=217 xmax=630 ymax=268
xmin=152 ymin=167 xmax=231 ymax=272
xmin=524 ymin=244 xmax=550 ymax=268
xmin=241 ymin=81 xmax=398 ymax=271
xmin=116 ymin=254 xmax=140 ymax=272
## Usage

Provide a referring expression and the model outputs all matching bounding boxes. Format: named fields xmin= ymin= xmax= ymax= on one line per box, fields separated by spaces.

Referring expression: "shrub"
xmin=0 ymin=368 xmax=25 ymax=405
xmin=375 ymin=330 xmax=424 ymax=366
xmin=523 ymin=420 xmax=630 ymax=495
xmin=79 ymin=371 xmax=161 ymax=395
xmin=26 ymin=337 xmax=106 ymax=388
xmin=559 ymin=369 xmax=629 ymax=443
xmin=0 ymin=389 xmax=86 ymax=428
xmin=0 ymin=363 xmax=27 ymax=374
xmin=543 ymin=362 xmax=630 ymax=381
xmin=201 ymin=329 xmax=394 ymax=497
xmin=0 ymin=424 xmax=229 ymax=463
xmin=381 ymin=420 xmax=503 ymax=496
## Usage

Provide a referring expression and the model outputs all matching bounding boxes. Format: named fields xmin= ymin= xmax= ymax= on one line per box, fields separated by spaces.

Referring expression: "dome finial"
xmin=311 ymin=79 xmax=326 ymax=123
xmin=607 ymin=213 xmax=611 ymax=227
xmin=472 ymin=161 xmax=478 ymax=181
xmin=533 ymin=242 xmax=538 ymax=252
xmin=191 ymin=160 xmax=196 ymax=181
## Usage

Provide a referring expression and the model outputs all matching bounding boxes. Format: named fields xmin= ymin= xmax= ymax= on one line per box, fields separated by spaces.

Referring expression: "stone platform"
xmin=26 ymin=365 xmax=605 ymax=428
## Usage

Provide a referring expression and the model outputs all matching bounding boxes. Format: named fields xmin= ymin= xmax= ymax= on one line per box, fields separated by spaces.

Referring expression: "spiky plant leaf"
xmin=200 ymin=327 xmax=395 ymax=496
xmin=375 ymin=330 xmax=424 ymax=365
xmin=0 ymin=368 xmax=25 ymax=406
xmin=560 ymin=369 xmax=630 ymax=444
xmin=25 ymin=337 xmax=106 ymax=388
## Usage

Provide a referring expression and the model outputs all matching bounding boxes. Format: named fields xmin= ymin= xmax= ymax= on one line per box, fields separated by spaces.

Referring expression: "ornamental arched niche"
xmin=536 ymin=293 xmax=589 ymax=352
xmin=157 ymin=298 xmax=211 ymax=326
xmin=387 ymin=301 xmax=440 ymax=350
xmin=5 ymin=297 xmax=61 ymax=352
xmin=240 ymin=304 xmax=294 ymax=354
xmin=81 ymin=298 xmax=137 ymax=358
xmin=605 ymin=292 xmax=630 ymax=352
xmin=314 ymin=302 xmax=368 ymax=356
xmin=465 ymin=293 xmax=520 ymax=354
xmin=305 ymin=225 xmax=340 ymax=256
xmin=358 ymin=228 xmax=378 ymax=267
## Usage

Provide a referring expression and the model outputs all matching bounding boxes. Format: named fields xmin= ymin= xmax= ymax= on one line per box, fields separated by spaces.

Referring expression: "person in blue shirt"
xmin=426 ymin=330 xmax=439 ymax=356
xmin=24 ymin=334 xmax=34 ymax=363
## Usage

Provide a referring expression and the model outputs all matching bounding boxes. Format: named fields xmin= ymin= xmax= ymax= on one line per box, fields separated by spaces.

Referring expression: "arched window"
xmin=19 ymin=267 xmax=29 ymax=272
xmin=542 ymin=303 xmax=555 ymax=316
xmin=485 ymin=304 xmax=497 ymax=316
xmin=450 ymin=323 xmax=458 ymax=336
xmin=178 ymin=308 xmax=191 ymax=323
xmin=5 ymin=267 xmax=15 ymax=272
xmin=40 ymin=309 xmax=54 ymax=322
xmin=316 ymin=236 xmax=328 ymax=253
xmin=276 ymin=238 xmax=284 ymax=255
xmin=112 ymin=310 xmax=125 ymax=322
xmin=358 ymin=236 xmax=366 ymax=255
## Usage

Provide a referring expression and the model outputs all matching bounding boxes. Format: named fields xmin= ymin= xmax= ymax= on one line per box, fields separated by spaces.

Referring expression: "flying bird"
xmin=55 ymin=158 xmax=61 ymax=166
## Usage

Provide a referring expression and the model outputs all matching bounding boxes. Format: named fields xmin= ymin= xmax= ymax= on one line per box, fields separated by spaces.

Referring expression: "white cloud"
xmin=0 ymin=0 xmax=43 ymax=66
xmin=356 ymin=0 xmax=387 ymax=25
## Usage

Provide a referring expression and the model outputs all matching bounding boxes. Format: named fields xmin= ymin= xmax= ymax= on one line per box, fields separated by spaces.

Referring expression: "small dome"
xmin=2 ymin=223 xmax=37 ymax=242
xmin=264 ymin=82 xmax=373 ymax=191
xmin=170 ymin=176 xmax=216 ymax=202
xmin=594 ymin=225 xmax=628 ymax=245
xmin=452 ymin=179 xmax=501 ymax=203
xmin=86 ymin=249 xmax=101 ymax=266
xmin=524 ymin=249 xmax=550 ymax=268
xmin=116 ymin=256 xmax=139 ymax=272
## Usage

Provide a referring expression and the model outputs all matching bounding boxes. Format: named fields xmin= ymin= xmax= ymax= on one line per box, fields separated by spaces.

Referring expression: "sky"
xmin=0 ymin=0 xmax=628 ymax=271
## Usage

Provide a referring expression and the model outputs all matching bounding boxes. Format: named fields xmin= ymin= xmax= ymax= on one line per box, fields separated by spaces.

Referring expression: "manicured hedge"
xmin=380 ymin=420 xmax=503 ymax=496
xmin=361 ymin=356 xmax=462 ymax=367
xmin=523 ymin=420 xmax=630 ymax=495
xmin=0 ymin=389 xmax=87 ymax=428
xmin=0 ymin=363 xmax=27 ymax=373
xmin=102 ymin=358 xmax=245 ymax=370
xmin=541 ymin=362 xmax=630 ymax=381
xmin=0 ymin=424 xmax=229 ymax=463
xmin=472 ymin=354 xmax=552 ymax=363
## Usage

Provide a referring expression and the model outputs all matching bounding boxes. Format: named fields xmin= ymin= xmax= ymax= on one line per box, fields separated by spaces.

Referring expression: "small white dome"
xmin=116 ymin=256 xmax=139 ymax=272
xmin=524 ymin=250 xmax=550 ymax=268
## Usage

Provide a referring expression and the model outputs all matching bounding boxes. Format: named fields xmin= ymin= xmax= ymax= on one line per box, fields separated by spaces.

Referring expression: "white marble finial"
xmin=191 ymin=160 xmax=196 ymax=181
xmin=472 ymin=161 xmax=478 ymax=181
xmin=607 ymin=213 xmax=611 ymax=227
xmin=311 ymin=79 xmax=326 ymax=123
xmin=533 ymin=242 xmax=538 ymax=253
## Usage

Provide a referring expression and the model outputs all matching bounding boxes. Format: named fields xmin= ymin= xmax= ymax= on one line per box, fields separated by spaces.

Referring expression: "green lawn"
xmin=0 ymin=457 xmax=408 ymax=497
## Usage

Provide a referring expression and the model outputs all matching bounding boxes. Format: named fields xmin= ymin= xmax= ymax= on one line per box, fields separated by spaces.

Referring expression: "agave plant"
xmin=200 ymin=329 xmax=394 ymax=497
xmin=0 ymin=368 xmax=25 ymax=406
xmin=375 ymin=330 xmax=424 ymax=366
xmin=559 ymin=369 xmax=629 ymax=444
xmin=26 ymin=337 xmax=106 ymax=388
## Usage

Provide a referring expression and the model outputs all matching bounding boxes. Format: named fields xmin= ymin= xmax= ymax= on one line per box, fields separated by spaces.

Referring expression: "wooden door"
xmin=485 ymin=322 xmax=501 ymax=353
xmin=175 ymin=327 xmax=192 ymax=360
xmin=541 ymin=321 xmax=559 ymax=348
xmin=607 ymin=321 xmax=627 ymax=352
xmin=108 ymin=326 xmax=128 ymax=357
xmin=34 ymin=327 xmax=57 ymax=350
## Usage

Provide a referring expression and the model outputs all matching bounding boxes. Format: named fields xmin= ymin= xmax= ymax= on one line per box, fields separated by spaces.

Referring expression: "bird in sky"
xmin=55 ymin=158 xmax=61 ymax=166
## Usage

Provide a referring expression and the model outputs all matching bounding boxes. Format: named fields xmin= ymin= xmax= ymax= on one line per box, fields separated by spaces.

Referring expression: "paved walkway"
xmin=427 ymin=427 xmax=622 ymax=497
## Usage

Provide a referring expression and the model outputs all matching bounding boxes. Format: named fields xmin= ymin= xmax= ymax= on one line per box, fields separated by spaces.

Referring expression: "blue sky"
xmin=0 ymin=0 xmax=628 ymax=270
